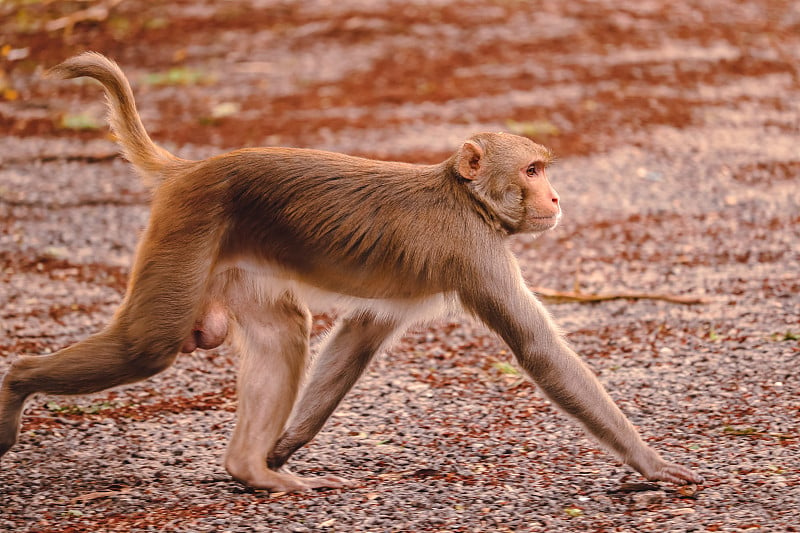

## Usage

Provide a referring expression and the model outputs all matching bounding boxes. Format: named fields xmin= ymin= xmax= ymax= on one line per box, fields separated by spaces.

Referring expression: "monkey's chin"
xmin=525 ymin=214 xmax=561 ymax=234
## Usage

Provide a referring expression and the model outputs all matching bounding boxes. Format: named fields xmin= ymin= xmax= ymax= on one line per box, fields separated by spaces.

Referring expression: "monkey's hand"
xmin=633 ymin=454 xmax=704 ymax=485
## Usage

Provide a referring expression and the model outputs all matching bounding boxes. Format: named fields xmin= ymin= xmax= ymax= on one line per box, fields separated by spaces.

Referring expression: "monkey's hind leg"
xmin=224 ymin=292 xmax=349 ymax=492
xmin=0 ymin=231 xmax=215 ymax=459
xmin=0 ymin=325 xmax=178 ymax=455
xmin=0 ymin=313 xmax=191 ymax=457
xmin=269 ymin=312 xmax=399 ymax=469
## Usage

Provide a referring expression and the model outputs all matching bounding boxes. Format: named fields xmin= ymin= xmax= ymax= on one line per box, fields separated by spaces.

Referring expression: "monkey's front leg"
xmin=269 ymin=312 xmax=399 ymax=469
xmin=462 ymin=263 xmax=703 ymax=485
xmin=529 ymin=336 xmax=703 ymax=484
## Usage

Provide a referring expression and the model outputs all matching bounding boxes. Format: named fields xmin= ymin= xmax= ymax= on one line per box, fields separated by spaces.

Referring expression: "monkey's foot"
xmin=642 ymin=461 xmax=704 ymax=485
xmin=273 ymin=465 xmax=352 ymax=491
xmin=0 ymin=388 xmax=25 ymax=459
xmin=226 ymin=458 xmax=352 ymax=492
xmin=294 ymin=473 xmax=353 ymax=490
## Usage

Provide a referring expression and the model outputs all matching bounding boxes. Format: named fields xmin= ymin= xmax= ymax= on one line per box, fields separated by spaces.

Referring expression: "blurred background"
xmin=1 ymin=1 xmax=799 ymax=531
xmin=2 ymin=0 xmax=797 ymax=161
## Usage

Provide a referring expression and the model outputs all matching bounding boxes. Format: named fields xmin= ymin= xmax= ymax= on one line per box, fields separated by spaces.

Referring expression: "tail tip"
xmin=44 ymin=51 xmax=115 ymax=80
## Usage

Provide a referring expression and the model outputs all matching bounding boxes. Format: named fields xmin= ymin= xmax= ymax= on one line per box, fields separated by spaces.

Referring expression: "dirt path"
xmin=1 ymin=1 xmax=799 ymax=531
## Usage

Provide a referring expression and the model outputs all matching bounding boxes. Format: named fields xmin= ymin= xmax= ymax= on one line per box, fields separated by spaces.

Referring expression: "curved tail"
xmin=47 ymin=52 xmax=182 ymax=184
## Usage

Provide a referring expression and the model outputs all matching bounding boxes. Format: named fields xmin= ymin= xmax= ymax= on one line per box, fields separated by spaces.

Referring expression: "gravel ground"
xmin=1 ymin=1 xmax=798 ymax=531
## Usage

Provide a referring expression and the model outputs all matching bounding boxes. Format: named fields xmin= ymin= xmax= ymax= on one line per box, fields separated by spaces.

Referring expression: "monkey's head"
xmin=455 ymin=132 xmax=561 ymax=236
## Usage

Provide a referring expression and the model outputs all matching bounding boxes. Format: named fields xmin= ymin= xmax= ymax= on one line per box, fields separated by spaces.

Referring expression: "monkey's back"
xmin=191 ymin=148 xmax=486 ymax=299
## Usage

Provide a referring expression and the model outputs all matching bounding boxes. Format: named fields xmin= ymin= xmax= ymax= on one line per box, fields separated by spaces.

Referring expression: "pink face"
xmin=520 ymin=159 xmax=561 ymax=233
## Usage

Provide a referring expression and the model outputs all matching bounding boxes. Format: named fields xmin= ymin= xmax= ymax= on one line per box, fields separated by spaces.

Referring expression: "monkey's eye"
xmin=526 ymin=164 xmax=539 ymax=177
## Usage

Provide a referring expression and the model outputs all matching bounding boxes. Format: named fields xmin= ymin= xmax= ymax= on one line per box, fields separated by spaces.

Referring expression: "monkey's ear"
xmin=456 ymin=140 xmax=483 ymax=180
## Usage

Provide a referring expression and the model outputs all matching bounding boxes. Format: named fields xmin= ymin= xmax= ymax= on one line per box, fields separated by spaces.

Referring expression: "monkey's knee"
xmin=0 ymin=355 xmax=50 ymax=398
xmin=278 ymin=298 xmax=312 ymax=339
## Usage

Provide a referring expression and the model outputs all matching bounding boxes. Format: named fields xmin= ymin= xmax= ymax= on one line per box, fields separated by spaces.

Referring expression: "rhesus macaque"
xmin=0 ymin=53 xmax=703 ymax=492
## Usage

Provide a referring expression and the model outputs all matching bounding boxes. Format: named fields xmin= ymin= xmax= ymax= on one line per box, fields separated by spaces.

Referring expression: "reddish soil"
xmin=1 ymin=1 xmax=799 ymax=531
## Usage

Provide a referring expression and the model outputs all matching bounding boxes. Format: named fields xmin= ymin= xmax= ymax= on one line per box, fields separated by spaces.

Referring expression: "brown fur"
xmin=0 ymin=53 xmax=702 ymax=491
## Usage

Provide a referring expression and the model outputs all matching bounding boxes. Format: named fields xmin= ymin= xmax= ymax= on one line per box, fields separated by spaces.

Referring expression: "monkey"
xmin=0 ymin=53 xmax=703 ymax=492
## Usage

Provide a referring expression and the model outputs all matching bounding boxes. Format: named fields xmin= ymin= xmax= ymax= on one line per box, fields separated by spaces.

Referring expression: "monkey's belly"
xmin=214 ymin=259 xmax=456 ymax=320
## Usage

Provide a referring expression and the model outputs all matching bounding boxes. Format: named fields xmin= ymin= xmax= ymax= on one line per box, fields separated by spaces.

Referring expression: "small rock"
xmin=631 ymin=490 xmax=666 ymax=509
xmin=668 ymin=507 xmax=696 ymax=516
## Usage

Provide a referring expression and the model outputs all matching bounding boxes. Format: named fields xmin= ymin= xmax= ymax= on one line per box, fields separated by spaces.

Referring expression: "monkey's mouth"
xmin=528 ymin=213 xmax=562 ymax=231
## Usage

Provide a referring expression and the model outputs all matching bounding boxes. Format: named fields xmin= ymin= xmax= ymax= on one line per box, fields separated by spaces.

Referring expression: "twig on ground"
xmin=533 ymin=287 xmax=709 ymax=305
xmin=72 ymin=487 xmax=132 ymax=503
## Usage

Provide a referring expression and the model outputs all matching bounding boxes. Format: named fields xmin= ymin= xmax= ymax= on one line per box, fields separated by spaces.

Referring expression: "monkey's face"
xmin=455 ymin=132 xmax=561 ymax=235
xmin=517 ymin=160 xmax=561 ymax=233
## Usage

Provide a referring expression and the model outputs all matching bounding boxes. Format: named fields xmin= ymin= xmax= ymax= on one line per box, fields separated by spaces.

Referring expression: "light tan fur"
xmin=0 ymin=53 xmax=702 ymax=491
